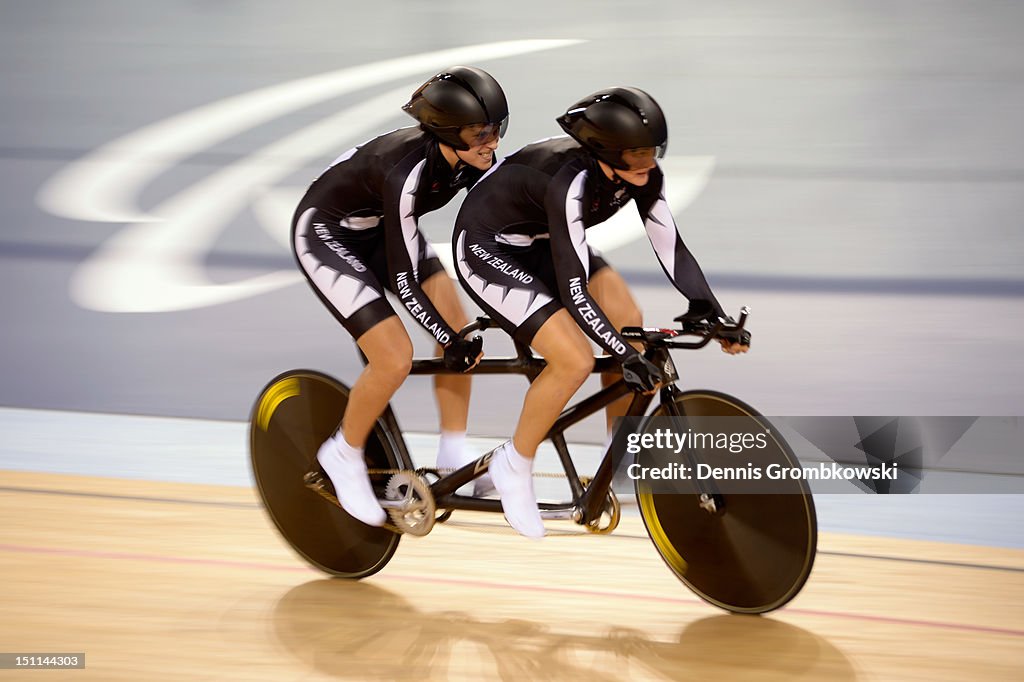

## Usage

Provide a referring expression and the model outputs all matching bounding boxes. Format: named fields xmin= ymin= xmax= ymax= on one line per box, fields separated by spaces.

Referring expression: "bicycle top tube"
xmin=406 ymin=352 xmax=623 ymax=377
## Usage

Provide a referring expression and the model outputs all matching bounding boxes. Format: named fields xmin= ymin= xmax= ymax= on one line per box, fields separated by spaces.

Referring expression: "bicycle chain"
xmin=304 ymin=466 xmax=618 ymax=535
xmin=367 ymin=467 xmax=570 ymax=478
xmin=362 ymin=468 xmax=620 ymax=535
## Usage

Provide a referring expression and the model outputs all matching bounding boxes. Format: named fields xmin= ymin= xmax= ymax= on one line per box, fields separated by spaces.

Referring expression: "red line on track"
xmin=2 ymin=542 xmax=1021 ymax=638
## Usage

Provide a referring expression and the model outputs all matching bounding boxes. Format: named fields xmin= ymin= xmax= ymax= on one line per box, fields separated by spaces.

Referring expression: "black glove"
xmin=443 ymin=335 xmax=483 ymax=372
xmin=622 ymin=353 xmax=663 ymax=393
xmin=714 ymin=316 xmax=751 ymax=347
xmin=719 ymin=326 xmax=752 ymax=347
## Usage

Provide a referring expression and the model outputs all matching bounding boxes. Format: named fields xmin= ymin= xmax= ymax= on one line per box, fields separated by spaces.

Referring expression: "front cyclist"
xmin=453 ymin=87 xmax=748 ymax=537
xmin=293 ymin=66 xmax=508 ymax=527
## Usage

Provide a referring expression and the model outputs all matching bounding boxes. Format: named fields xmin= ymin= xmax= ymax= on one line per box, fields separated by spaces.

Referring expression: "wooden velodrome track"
xmin=1 ymin=469 xmax=1021 ymax=681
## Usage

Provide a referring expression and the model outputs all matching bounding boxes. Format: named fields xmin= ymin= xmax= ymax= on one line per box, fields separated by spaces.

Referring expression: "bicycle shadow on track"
xmin=271 ymin=579 xmax=855 ymax=681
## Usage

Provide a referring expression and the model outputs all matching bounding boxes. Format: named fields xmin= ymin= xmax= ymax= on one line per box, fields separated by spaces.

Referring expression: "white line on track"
xmin=34 ymin=37 xmax=720 ymax=314
xmin=67 ymin=85 xmax=417 ymax=312
xmin=2 ymin=407 xmax=1021 ymax=547
xmin=37 ymin=39 xmax=583 ymax=225
xmin=0 ymin=407 xmax=600 ymax=490
xmin=37 ymin=40 xmax=585 ymax=312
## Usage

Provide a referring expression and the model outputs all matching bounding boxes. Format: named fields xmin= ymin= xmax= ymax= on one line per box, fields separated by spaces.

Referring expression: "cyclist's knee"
xmin=550 ymin=343 xmax=594 ymax=384
xmin=361 ymin=324 xmax=413 ymax=384
xmin=533 ymin=312 xmax=594 ymax=383
xmin=369 ymin=348 xmax=412 ymax=385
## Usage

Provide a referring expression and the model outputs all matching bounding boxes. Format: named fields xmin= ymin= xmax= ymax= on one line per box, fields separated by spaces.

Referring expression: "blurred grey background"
xmin=2 ymin=0 xmax=1023 ymax=442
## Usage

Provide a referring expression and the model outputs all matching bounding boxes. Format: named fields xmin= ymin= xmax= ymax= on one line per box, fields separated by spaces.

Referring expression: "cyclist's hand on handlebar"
xmin=443 ymin=335 xmax=484 ymax=372
xmin=719 ymin=338 xmax=749 ymax=355
xmin=716 ymin=316 xmax=750 ymax=355
xmin=622 ymin=353 xmax=663 ymax=394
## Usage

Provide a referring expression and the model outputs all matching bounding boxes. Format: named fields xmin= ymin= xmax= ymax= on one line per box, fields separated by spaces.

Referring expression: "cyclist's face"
xmin=615 ymin=147 xmax=658 ymax=186
xmin=456 ymin=123 xmax=502 ymax=171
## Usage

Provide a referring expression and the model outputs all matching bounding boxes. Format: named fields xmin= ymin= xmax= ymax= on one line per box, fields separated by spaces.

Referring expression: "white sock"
xmin=489 ymin=440 xmax=544 ymax=538
xmin=317 ymin=433 xmax=386 ymax=527
xmin=436 ymin=430 xmax=468 ymax=469
xmin=335 ymin=433 xmax=364 ymax=462
xmin=437 ymin=430 xmax=495 ymax=496
xmin=505 ymin=440 xmax=534 ymax=474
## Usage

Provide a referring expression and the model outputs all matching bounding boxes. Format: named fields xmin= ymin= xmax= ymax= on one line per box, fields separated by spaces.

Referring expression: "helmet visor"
xmin=456 ymin=117 xmax=509 ymax=147
xmin=620 ymin=145 xmax=666 ymax=171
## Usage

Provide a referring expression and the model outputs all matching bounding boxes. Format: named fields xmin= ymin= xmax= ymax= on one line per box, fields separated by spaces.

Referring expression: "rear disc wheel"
xmin=250 ymin=370 xmax=408 ymax=578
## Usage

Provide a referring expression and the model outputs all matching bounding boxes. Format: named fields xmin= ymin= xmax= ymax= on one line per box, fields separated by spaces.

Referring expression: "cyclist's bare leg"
xmin=419 ymin=271 xmax=491 ymax=491
xmin=420 ymin=271 xmax=472 ymax=432
xmin=316 ymin=316 xmax=412 ymax=526
xmin=340 ymin=316 xmax=414 ymax=447
xmin=512 ymin=310 xmax=595 ymax=458
xmin=490 ymin=310 xmax=593 ymax=537
xmin=588 ymin=267 xmax=644 ymax=435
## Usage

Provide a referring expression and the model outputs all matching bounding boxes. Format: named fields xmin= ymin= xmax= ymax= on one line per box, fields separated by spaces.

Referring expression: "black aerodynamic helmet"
xmin=402 ymin=66 xmax=509 ymax=150
xmin=557 ymin=87 xmax=668 ymax=170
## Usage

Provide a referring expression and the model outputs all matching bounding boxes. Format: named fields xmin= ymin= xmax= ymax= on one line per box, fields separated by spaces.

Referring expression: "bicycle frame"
xmin=402 ymin=339 xmax=682 ymax=527
xmin=258 ymin=306 xmax=818 ymax=613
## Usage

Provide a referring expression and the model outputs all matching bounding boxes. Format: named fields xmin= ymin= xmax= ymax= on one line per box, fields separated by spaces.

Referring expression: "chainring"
xmin=384 ymin=471 xmax=437 ymax=536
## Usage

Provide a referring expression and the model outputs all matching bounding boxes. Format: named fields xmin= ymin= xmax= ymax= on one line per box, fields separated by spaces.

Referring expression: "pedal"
xmin=578 ymin=477 xmax=621 ymax=534
xmin=304 ymin=470 xmax=404 ymax=534
xmin=699 ymin=493 xmax=719 ymax=514
xmin=304 ymin=470 xmax=341 ymax=507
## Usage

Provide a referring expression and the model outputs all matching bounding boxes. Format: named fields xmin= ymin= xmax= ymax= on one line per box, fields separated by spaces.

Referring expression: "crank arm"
xmin=303 ymin=470 xmax=405 ymax=534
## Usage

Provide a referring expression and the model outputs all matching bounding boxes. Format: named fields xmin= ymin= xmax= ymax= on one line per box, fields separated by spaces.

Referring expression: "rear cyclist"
xmin=293 ymin=66 xmax=508 ymax=527
xmin=453 ymin=87 xmax=748 ymax=537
